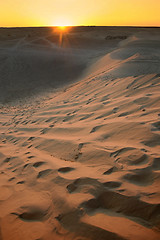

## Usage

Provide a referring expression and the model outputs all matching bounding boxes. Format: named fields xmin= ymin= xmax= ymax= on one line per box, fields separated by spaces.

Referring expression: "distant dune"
xmin=0 ymin=27 xmax=160 ymax=240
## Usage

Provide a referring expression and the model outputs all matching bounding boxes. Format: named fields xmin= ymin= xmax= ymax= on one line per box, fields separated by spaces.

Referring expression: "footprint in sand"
xmin=33 ymin=161 xmax=46 ymax=168
xmin=25 ymin=152 xmax=30 ymax=155
xmin=8 ymin=177 xmax=15 ymax=182
xmin=90 ymin=125 xmax=103 ymax=133
xmin=37 ymin=169 xmax=53 ymax=178
xmin=27 ymin=137 xmax=35 ymax=141
xmin=23 ymin=163 xmax=30 ymax=169
xmin=58 ymin=167 xmax=75 ymax=173
xmin=28 ymin=156 xmax=35 ymax=159
xmin=112 ymin=107 xmax=119 ymax=113
xmin=67 ymin=183 xmax=77 ymax=193
xmin=3 ymin=157 xmax=11 ymax=163
xmin=103 ymin=166 xmax=118 ymax=175
xmin=12 ymin=205 xmax=48 ymax=221
xmin=103 ymin=181 xmax=122 ymax=188
xmin=17 ymin=180 xmax=25 ymax=184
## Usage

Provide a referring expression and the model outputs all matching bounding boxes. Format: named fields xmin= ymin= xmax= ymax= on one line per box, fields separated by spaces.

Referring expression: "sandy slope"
xmin=0 ymin=27 xmax=160 ymax=240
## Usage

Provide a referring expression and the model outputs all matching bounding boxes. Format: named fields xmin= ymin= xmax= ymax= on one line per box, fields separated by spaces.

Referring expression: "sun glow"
xmin=58 ymin=26 xmax=67 ymax=31
xmin=54 ymin=18 xmax=73 ymax=27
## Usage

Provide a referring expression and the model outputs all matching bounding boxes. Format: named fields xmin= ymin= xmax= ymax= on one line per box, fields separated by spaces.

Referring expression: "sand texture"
xmin=0 ymin=27 xmax=160 ymax=240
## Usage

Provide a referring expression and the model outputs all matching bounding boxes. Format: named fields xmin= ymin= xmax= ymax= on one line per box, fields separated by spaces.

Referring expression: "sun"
xmin=53 ymin=18 xmax=73 ymax=28
xmin=53 ymin=17 xmax=73 ymax=35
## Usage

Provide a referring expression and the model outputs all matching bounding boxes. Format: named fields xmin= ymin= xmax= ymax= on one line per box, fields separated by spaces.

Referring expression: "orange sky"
xmin=0 ymin=0 xmax=160 ymax=27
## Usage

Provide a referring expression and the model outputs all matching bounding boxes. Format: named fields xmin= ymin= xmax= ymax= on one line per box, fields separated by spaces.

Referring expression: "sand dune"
xmin=0 ymin=27 xmax=160 ymax=240
xmin=0 ymin=27 xmax=121 ymax=103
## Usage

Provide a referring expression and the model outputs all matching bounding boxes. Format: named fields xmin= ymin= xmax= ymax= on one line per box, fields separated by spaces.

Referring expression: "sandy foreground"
xmin=0 ymin=27 xmax=160 ymax=240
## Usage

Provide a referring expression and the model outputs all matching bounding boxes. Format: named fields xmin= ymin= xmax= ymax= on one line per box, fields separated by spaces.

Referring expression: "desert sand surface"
xmin=0 ymin=27 xmax=160 ymax=240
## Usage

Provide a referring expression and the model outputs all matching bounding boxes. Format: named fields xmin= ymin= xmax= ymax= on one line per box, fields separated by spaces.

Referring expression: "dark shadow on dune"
xmin=56 ymin=209 xmax=125 ymax=240
xmin=0 ymin=47 xmax=87 ymax=103
xmin=0 ymin=26 xmax=132 ymax=104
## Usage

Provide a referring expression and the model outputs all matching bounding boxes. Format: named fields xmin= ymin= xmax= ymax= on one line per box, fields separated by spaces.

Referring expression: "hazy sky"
xmin=1 ymin=0 xmax=160 ymax=27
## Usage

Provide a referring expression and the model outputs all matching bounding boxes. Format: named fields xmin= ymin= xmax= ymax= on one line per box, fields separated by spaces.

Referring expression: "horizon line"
xmin=0 ymin=25 xmax=160 ymax=28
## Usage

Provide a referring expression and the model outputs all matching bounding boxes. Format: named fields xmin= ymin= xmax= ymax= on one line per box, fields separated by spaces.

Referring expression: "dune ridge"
xmin=0 ymin=27 xmax=160 ymax=240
